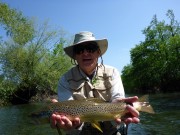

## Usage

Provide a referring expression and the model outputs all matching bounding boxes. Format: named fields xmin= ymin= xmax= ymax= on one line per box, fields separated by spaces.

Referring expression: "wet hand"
xmin=113 ymin=96 xmax=140 ymax=124
xmin=50 ymin=99 xmax=81 ymax=131
xmin=50 ymin=114 xmax=81 ymax=131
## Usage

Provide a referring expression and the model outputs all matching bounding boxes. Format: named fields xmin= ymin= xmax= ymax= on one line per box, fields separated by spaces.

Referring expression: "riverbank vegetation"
xmin=121 ymin=10 xmax=180 ymax=94
xmin=0 ymin=2 xmax=179 ymax=106
xmin=0 ymin=2 xmax=72 ymax=105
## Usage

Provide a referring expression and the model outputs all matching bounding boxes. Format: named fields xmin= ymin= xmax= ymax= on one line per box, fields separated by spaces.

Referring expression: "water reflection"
xmin=0 ymin=93 xmax=179 ymax=135
xmin=128 ymin=94 xmax=180 ymax=135
xmin=0 ymin=104 xmax=58 ymax=135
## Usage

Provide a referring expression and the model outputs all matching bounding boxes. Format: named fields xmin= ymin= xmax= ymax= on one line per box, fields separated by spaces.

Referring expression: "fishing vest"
xmin=64 ymin=65 xmax=114 ymax=101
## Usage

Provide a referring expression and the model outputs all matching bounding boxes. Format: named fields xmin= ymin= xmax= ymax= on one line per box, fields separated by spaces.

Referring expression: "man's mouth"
xmin=83 ymin=58 xmax=92 ymax=62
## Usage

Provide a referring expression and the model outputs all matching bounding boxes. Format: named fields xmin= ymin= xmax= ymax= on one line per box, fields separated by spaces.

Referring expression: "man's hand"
xmin=112 ymin=96 xmax=140 ymax=124
xmin=50 ymin=99 xmax=81 ymax=131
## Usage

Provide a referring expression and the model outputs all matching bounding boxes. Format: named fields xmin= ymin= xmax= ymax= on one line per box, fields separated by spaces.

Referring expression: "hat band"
xmin=74 ymin=36 xmax=95 ymax=44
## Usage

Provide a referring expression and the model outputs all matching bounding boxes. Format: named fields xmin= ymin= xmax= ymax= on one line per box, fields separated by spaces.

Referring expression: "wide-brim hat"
xmin=64 ymin=31 xmax=108 ymax=59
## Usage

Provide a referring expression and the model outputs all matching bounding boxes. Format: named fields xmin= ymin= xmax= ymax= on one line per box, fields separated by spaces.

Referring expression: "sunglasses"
xmin=73 ymin=43 xmax=99 ymax=55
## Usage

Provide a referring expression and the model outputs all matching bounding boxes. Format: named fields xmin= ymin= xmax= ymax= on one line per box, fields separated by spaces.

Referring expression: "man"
xmin=50 ymin=31 xmax=139 ymax=135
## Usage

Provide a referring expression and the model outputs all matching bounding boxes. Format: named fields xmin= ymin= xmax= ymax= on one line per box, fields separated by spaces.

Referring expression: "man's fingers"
xmin=132 ymin=117 xmax=140 ymax=124
xmin=73 ymin=117 xmax=81 ymax=127
xmin=60 ymin=116 xmax=73 ymax=129
xmin=124 ymin=117 xmax=132 ymax=124
xmin=124 ymin=96 xmax=138 ymax=103
xmin=50 ymin=114 xmax=57 ymax=128
xmin=112 ymin=96 xmax=138 ymax=103
xmin=115 ymin=118 xmax=122 ymax=124
xmin=112 ymin=97 xmax=140 ymax=125
xmin=126 ymin=105 xmax=139 ymax=117
xmin=124 ymin=116 xmax=140 ymax=124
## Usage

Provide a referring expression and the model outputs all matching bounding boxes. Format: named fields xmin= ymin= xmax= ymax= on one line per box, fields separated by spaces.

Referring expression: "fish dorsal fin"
xmin=91 ymin=121 xmax=103 ymax=133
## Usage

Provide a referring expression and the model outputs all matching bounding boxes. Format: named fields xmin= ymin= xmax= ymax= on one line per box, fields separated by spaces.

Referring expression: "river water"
xmin=0 ymin=93 xmax=179 ymax=135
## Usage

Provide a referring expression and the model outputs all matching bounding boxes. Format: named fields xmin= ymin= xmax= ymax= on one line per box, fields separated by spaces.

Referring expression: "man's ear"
xmin=98 ymin=49 xmax=101 ymax=56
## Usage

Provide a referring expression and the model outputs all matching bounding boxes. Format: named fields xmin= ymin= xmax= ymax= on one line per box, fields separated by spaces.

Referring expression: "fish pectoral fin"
xmin=91 ymin=121 xmax=103 ymax=133
xmin=114 ymin=114 xmax=121 ymax=119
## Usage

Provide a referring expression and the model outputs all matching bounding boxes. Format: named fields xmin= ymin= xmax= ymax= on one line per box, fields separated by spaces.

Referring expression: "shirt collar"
xmin=78 ymin=66 xmax=97 ymax=80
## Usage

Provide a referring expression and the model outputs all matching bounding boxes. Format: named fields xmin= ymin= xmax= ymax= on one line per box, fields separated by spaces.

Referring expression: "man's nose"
xmin=82 ymin=49 xmax=90 ymax=55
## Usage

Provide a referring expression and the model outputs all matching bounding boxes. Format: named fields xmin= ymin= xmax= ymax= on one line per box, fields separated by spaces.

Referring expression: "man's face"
xmin=74 ymin=42 xmax=100 ymax=75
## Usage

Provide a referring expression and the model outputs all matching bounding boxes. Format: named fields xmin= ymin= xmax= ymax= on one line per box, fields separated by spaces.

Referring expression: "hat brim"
xmin=64 ymin=39 xmax=108 ymax=59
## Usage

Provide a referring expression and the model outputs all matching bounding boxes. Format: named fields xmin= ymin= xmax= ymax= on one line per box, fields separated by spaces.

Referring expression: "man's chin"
xmin=82 ymin=63 xmax=96 ymax=70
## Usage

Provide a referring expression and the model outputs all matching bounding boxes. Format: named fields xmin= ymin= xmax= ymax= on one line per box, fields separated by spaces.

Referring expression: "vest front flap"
xmin=68 ymin=79 xmax=85 ymax=90
xmin=65 ymin=66 xmax=86 ymax=90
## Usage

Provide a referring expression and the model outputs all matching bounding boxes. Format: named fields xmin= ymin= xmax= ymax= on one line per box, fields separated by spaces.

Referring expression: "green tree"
xmin=0 ymin=2 xmax=72 ymax=105
xmin=0 ymin=2 xmax=34 ymax=45
xmin=122 ymin=10 xmax=180 ymax=93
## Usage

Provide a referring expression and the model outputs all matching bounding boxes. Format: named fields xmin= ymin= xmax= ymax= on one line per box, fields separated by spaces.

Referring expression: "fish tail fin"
xmin=29 ymin=111 xmax=50 ymax=124
xmin=140 ymin=102 xmax=155 ymax=114
xmin=137 ymin=95 xmax=155 ymax=114
xmin=30 ymin=117 xmax=50 ymax=124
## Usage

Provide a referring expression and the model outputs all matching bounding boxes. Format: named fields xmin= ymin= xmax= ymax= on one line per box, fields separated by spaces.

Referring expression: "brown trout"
xmin=30 ymin=95 xmax=154 ymax=133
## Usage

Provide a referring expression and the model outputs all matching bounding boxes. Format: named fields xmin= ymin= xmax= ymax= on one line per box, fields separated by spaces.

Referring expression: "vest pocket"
xmin=92 ymin=77 xmax=112 ymax=101
xmin=93 ymin=76 xmax=112 ymax=90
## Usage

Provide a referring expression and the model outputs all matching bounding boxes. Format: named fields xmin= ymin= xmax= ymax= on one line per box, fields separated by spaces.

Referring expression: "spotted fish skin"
xmin=52 ymin=100 xmax=126 ymax=121
xmin=31 ymin=95 xmax=154 ymax=123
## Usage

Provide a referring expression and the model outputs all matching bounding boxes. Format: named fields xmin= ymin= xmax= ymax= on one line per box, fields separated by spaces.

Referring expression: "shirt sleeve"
xmin=57 ymin=75 xmax=73 ymax=101
xmin=110 ymin=67 xmax=125 ymax=101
